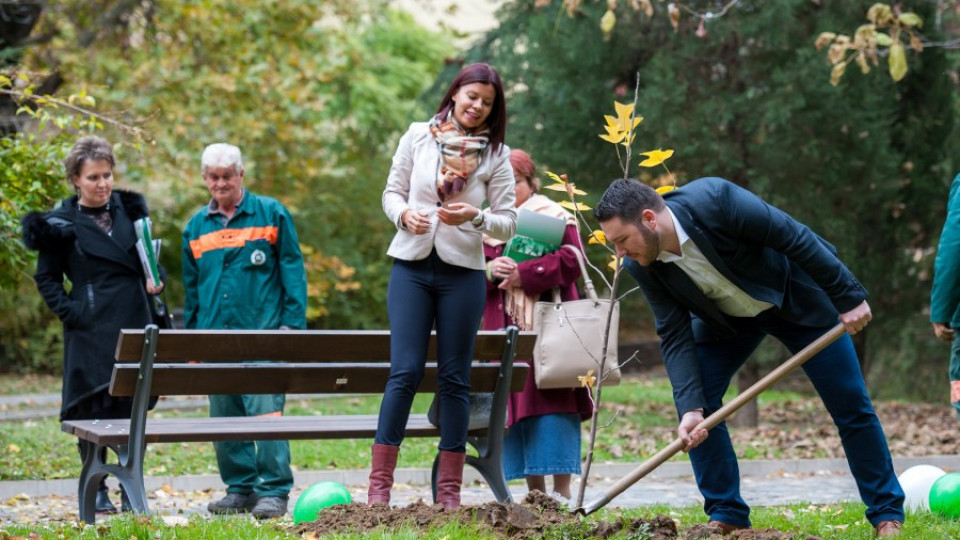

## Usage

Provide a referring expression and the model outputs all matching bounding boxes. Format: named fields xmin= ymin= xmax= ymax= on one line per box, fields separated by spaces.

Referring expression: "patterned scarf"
xmin=429 ymin=112 xmax=490 ymax=202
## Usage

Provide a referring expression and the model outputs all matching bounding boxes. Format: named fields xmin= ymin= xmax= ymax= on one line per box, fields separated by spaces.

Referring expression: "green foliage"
xmin=12 ymin=0 xmax=450 ymax=331
xmin=463 ymin=0 xmax=958 ymax=395
xmin=1 ymin=0 xmax=452 ymax=372
xmin=0 ymin=288 xmax=62 ymax=373
xmin=0 ymin=104 xmax=72 ymax=290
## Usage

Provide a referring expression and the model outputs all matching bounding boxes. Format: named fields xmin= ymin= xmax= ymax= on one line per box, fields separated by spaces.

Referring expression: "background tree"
xmin=451 ymin=0 xmax=958 ymax=403
xmin=1 ymin=0 xmax=450 ymax=372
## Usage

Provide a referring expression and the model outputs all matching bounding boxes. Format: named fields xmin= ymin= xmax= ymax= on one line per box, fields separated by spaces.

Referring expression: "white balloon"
xmin=898 ymin=464 xmax=947 ymax=511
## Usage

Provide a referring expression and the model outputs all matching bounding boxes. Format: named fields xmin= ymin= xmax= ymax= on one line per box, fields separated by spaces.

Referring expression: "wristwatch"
xmin=471 ymin=212 xmax=485 ymax=226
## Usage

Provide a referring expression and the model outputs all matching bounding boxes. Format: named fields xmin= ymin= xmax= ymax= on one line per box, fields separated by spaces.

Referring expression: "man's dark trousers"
xmin=687 ymin=311 xmax=905 ymax=528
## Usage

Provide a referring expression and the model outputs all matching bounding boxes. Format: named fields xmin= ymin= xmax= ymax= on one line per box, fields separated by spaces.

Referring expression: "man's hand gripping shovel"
xmin=576 ymin=323 xmax=847 ymax=515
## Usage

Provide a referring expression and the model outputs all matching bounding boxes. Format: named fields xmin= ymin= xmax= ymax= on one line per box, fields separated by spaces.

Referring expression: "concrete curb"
xmin=4 ymin=456 xmax=959 ymax=499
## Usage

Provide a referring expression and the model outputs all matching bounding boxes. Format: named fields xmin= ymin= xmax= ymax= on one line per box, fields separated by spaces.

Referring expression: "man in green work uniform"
xmin=182 ymin=143 xmax=307 ymax=519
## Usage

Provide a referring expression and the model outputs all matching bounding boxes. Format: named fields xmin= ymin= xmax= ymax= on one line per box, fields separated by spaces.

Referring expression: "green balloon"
xmin=930 ymin=472 xmax=960 ymax=519
xmin=293 ymin=481 xmax=352 ymax=524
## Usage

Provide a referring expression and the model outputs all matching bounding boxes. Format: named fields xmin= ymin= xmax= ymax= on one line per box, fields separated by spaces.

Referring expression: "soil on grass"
xmin=293 ymin=491 xmax=822 ymax=539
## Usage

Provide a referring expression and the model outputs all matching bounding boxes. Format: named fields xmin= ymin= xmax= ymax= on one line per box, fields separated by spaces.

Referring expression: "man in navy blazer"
xmin=596 ymin=177 xmax=904 ymax=537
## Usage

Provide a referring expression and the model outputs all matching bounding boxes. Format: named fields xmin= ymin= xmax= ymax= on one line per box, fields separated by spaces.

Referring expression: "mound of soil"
xmin=292 ymin=491 xmax=822 ymax=539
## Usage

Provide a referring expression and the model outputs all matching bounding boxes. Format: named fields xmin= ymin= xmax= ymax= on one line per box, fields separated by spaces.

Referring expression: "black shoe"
xmin=120 ymin=485 xmax=133 ymax=512
xmin=207 ymin=492 xmax=256 ymax=514
xmin=250 ymin=496 xmax=288 ymax=519
xmin=95 ymin=486 xmax=118 ymax=514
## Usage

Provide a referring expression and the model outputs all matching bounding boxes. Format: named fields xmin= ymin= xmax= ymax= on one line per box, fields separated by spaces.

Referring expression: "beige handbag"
xmin=532 ymin=244 xmax=621 ymax=389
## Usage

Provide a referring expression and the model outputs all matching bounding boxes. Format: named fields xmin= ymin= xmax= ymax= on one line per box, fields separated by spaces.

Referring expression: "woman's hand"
xmin=489 ymin=256 xmax=519 ymax=288
xmin=436 ymin=202 xmax=479 ymax=226
xmin=401 ymin=209 xmax=432 ymax=235
xmin=146 ymin=281 xmax=164 ymax=295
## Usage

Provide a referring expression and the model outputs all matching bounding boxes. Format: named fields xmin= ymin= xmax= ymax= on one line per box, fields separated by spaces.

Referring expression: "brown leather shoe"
xmin=875 ymin=520 xmax=902 ymax=537
xmin=707 ymin=520 xmax=748 ymax=534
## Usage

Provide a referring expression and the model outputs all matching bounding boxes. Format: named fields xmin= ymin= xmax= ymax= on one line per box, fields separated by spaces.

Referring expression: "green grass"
xmin=0 ymin=373 xmax=60 ymax=395
xmin=0 ymin=379 xmax=825 ymax=481
xmin=2 ymin=504 xmax=959 ymax=539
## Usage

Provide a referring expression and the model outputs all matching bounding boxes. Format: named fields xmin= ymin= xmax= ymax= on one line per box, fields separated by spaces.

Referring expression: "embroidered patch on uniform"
xmin=250 ymin=249 xmax=267 ymax=265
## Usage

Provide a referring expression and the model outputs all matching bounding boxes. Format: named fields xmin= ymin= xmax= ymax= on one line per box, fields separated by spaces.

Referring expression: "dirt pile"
xmin=293 ymin=491 xmax=822 ymax=539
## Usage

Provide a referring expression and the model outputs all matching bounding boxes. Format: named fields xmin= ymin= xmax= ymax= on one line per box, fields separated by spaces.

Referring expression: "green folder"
xmin=503 ymin=209 xmax=567 ymax=263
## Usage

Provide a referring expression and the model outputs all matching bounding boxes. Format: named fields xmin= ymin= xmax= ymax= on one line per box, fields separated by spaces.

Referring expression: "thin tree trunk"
xmin=730 ymin=365 xmax=759 ymax=428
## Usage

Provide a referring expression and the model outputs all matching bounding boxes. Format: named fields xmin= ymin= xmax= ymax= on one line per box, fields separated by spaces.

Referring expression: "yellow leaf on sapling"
xmin=559 ymin=200 xmax=591 ymax=211
xmin=546 ymin=171 xmax=565 ymax=185
xmin=613 ymin=101 xmax=634 ymax=121
xmin=578 ymin=369 xmax=596 ymax=388
xmin=639 ymin=149 xmax=675 ymax=167
xmin=599 ymin=131 xmax=626 ymax=144
xmin=656 ymin=186 xmax=677 ymax=194
xmin=588 ymin=230 xmax=607 ymax=245
xmin=608 ymin=255 xmax=620 ymax=271
xmin=544 ymin=183 xmax=568 ymax=192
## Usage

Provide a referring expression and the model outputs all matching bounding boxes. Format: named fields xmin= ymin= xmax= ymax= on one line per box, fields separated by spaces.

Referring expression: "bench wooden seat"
xmin=62 ymin=414 xmax=486 ymax=444
xmin=61 ymin=325 xmax=534 ymax=523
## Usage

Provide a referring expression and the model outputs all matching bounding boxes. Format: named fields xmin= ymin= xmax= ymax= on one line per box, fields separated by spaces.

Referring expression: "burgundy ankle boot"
xmin=436 ymin=450 xmax=466 ymax=509
xmin=367 ymin=444 xmax=399 ymax=506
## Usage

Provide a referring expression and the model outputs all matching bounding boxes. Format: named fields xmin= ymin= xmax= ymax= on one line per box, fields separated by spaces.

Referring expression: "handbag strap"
xmin=550 ymin=244 xmax=599 ymax=304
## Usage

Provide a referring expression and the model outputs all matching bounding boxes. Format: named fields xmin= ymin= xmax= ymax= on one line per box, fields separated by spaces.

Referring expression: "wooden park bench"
xmin=60 ymin=325 xmax=533 ymax=523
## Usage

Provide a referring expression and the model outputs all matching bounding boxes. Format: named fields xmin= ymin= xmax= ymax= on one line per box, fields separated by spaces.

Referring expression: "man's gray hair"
xmin=201 ymin=143 xmax=244 ymax=174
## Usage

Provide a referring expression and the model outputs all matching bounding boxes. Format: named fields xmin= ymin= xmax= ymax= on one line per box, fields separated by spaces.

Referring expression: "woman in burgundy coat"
xmin=482 ymin=149 xmax=592 ymax=501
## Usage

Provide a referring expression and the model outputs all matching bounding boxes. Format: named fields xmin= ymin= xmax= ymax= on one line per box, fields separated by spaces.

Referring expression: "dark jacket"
xmin=22 ymin=190 xmax=156 ymax=417
xmin=624 ymin=177 xmax=867 ymax=414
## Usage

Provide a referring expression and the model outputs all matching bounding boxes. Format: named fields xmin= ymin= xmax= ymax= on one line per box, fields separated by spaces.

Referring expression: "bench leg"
xmin=77 ymin=440 xmax=108 ymax=523
xmin=430 ymin=455 xmax=440 ymax=504
xmin=77 ymin=441 xmax=150 ymax=522
xmin=465 ymin=453 xmax=513 ymax=504
xmin=111 ymin=443 xmax=149 ymax=515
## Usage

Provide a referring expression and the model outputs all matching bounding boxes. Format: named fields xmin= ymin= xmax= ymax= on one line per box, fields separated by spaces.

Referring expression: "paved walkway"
xmin=4 ymin=456 xmax=959 ymax=524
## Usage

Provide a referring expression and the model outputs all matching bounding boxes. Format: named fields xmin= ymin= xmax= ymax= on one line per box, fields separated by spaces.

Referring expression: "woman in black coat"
xmin=21 ymin=135 xmax=165 ymax=514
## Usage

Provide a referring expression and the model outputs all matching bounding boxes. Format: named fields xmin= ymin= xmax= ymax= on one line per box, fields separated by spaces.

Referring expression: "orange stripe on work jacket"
xmin=190 ymin=226 xmax=278 ymax=259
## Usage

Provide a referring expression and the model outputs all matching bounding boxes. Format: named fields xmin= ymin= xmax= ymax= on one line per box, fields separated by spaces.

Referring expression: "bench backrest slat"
xmin=115 ymin=329 xmax=537 ymax=363
xmin=109 ymin=363 xmax=531 ymax=397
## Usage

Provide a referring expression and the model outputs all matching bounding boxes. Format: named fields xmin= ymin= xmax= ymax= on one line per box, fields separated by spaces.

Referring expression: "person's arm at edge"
xmin=931 ymin=174 xmax=960 ymax=341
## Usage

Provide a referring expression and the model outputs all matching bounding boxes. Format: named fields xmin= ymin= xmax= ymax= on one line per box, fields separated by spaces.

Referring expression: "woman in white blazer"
xmin=369 ymin=63 xmax=518 ymax=509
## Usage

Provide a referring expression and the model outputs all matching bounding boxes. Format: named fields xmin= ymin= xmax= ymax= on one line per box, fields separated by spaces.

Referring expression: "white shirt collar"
xmin=657 ymin=207 xmax=688 ymax=263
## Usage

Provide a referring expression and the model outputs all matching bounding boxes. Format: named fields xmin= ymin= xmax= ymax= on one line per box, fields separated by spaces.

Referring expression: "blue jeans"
xmin=688 ymin=313 xmax=904 ymax=528
xmin=375 ymin=251 xmax=486 ymax=452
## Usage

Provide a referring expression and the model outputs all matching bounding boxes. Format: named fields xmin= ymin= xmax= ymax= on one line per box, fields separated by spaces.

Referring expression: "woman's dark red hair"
xmin=435 ymin=63 xmax=507 ymax=154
